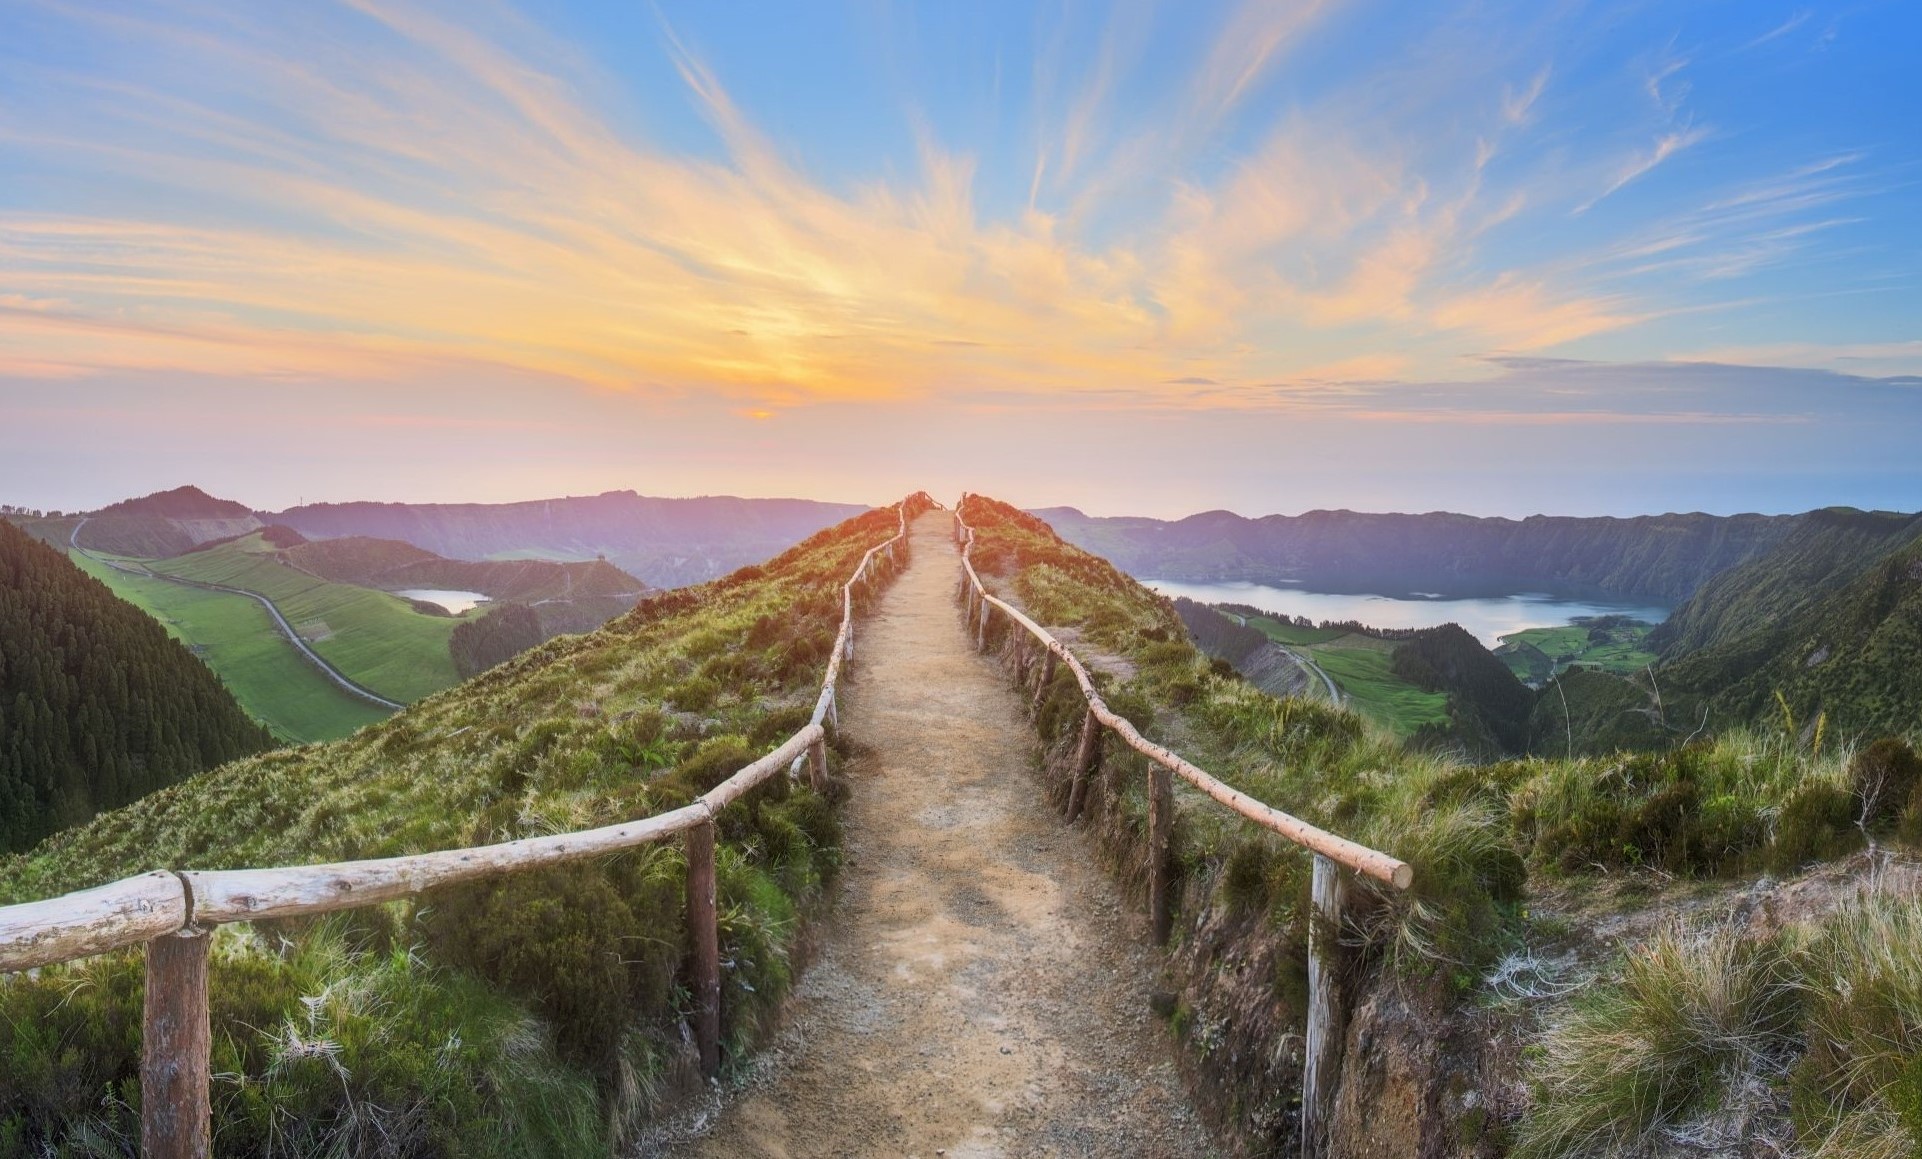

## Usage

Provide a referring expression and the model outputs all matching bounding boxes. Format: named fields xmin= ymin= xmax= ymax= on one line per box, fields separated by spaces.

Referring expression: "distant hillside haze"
xmin=95 ymin=484 xmax=250 ymax=520
xmin=71 ymin=484 xmax=264 ymax=558
xmin=0 ymin=519 xmax=272 ymax=852
xmin=264 ymin=490 xmax=872 ymax=588
xmin=1034 ymin=505 xmax=1800 ymax=603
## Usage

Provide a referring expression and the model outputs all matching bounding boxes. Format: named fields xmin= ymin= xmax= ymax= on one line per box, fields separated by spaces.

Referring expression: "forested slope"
xmin=0 ymin=519 xmax=272 ymax=854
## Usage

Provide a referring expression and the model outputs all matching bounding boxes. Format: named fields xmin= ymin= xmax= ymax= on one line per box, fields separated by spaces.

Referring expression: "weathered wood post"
xmin=1302 ymin=853 xmax=1347 ymax=1157
xmin=977 ymin=601 xmax=991 ymax=652
xmin=1065 ymin=708 xmax=1102 ymax=822
xmin=1031 ymin=652 xmax=1058 ymax=713
xmin=143 ymin=928 xmax=211 ymax=1159
xmin=686 ymin=818 xmax=721 ymax=1077
xmin=807 ymin=735 xmax=828 ymax=795
xmin=1148 ymin=763 xmax=1174 ymax=944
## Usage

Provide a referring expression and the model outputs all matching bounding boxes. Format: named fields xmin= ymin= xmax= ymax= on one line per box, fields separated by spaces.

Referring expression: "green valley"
xmin=146 ymin=531 xmax=467 ymax=703
xmin=66 ymin=550 xmax=393 ymax=743
xmin=1495 ymin=615 xmax=1660 ymax=684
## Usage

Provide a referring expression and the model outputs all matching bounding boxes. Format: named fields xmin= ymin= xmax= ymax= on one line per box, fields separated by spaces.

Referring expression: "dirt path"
xmin=665 ymin=510 xmax=1216 ymax=1158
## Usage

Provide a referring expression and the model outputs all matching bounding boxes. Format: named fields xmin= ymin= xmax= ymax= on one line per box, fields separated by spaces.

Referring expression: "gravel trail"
xmin=667 ymin=509 xmax=1217 ymax=1158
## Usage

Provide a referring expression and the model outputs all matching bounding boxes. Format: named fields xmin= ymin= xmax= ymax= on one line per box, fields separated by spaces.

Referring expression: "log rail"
xmin=951 ymin=494 xmax=1410 ymax=1158
xmin=0 ymin=494 xmax=928 ymax=1158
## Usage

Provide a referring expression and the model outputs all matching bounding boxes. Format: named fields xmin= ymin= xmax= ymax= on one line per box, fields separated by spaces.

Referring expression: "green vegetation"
xmin=968 ymin=495 xmax=1922 ymax=1152
xmin=1311 ymin=641 xmax=1451 ymax=733
xmin=0 ymin=520 xmax=272 ymax=854
xmin=68 ymin=550 xmax=391 ymax=743
xmin=1497 ymin=616 xmax=1659 ymax=683
xmin=1662 ymin=537 xmax=1922 ymax=741
xmin=450 ymin=603 xmax=548 ymax=678
xmin=148 ymin=532 xmax=466 ymax=702
xmin=1194 ymin=604 xmax=1531 ymax=754
xmin=1229 ymin=610 xmax=1448 ymax=734
xmin=1516 ymin=891 xmax=1922 ymax=1158
xmin=0 ymin=497 xmax=929 ymax=1153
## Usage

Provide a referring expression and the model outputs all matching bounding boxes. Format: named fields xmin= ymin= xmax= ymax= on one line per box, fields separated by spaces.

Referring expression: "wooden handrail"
xmin=951 ymin=495 xmax=1411 ymax=889
xmin=0 ymin=494 xmax=924 ymax=1157
xmin=0 ymin=871 xmax=188 ymax=973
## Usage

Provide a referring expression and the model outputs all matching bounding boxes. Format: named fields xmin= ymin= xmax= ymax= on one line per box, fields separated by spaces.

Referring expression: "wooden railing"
xmin=951 ymin=494 xmax=1410 ymax=1158
xmin=0 ymin=495 xmax=927 ymax=1159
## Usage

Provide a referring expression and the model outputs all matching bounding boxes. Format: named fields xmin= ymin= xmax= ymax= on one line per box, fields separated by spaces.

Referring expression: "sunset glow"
xmin=3 ymin=1 xmax=1918 ymax=515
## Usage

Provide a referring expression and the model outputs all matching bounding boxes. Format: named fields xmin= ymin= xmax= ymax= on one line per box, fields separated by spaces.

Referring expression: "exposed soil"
xmin=646 ymin=510 xmax=1218 ymax=1158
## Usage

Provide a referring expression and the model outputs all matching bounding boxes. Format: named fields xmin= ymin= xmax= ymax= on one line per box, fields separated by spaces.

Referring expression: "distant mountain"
xmin=70 ymin=485 xmax=263 ymax=558
xmin=0 ymin=519 xmax=272 ymax=853
xmin=1033 ymin=506 xmax=1798 ymax=603
xmin=265 ymin=490 xmax=872 ymax=588
xmin=1654 ymin=509 xmax=1922 ymax=739
xmin=96 ymin=484 xmax=251 ymax=520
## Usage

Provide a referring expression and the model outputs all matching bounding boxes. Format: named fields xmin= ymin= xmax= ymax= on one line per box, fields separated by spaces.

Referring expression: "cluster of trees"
xmin=0 ymin=520 xmax=272 ymax=854
xmin=0 ymin=506 xmax=62 ymax=518
xmin=448 ymin=602 xmax=546 ymax=678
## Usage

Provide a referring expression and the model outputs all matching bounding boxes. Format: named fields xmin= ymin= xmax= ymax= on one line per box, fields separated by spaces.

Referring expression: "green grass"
xmin=1517 ymin=895 xmax=1922 ymax=1159
xmin=1498 ymin=619 xmax=1658 ymax=683
xmin=1303 ymin=643 xmax=1451 ymax=735
xmin=148 ymin=533 xmax=466 ymax=702
xmin=69 ymin=549 xmax=391 ymax=743
xmin=1238 ymin=613 xmax=1349 ymax=647
xmin=1239 ymin=613 xmax=1448 ymax=736
xmin=0 ymin=498 xmax=931 ymax=1153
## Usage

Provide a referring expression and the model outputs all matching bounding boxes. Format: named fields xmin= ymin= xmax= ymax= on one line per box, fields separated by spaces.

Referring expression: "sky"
xmin=1 ymin=0 xmax=1918 ymax=519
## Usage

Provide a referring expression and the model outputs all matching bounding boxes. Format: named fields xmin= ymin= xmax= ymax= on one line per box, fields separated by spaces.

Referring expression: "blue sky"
xmin=1 ymin=0 xmax=1918 ymax=518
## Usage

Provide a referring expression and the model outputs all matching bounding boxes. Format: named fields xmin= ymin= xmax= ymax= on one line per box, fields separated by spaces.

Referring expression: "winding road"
xmin=69 ymin=517 xmax=404 ymax=711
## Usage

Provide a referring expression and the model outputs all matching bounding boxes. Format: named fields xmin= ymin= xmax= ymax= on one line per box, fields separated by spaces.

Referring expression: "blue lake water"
xmin=1142 ymin=579 xmax=1670 ymax=648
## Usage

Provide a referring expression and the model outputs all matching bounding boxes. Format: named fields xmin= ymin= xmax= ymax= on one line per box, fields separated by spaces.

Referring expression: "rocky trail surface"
xmin=649 ymin=509 xmax=1217 ymax=1158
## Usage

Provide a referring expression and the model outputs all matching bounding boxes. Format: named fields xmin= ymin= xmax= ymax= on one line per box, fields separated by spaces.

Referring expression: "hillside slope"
xmin=0 ymin=497 xmax=928 ymax=1154
xmin=76 ymin=484 xmax=263 ymax=557
xmin=1036 ymin=505 xmax=1796 ymax=602
xmin=1661 ymin=533 xmax=1922 ymax=740
xmin=146 ymin=531 xmax=466 ymax=703
xmin=961 ymin=493 xmax=1919 ymax=1155
xmin=0 ymin=520 xmax=272 ymax=853
xmin=269 ymin=491 xmax=871 ymax=588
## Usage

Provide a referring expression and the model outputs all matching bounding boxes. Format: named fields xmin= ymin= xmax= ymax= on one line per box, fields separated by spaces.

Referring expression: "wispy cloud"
xmin=0 ymin=0 xmax=1906 ymax=419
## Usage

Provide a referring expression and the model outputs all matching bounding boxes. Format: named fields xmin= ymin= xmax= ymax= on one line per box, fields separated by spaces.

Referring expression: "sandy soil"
xmin=647 ymin=510 xmax=1217 ymax=1158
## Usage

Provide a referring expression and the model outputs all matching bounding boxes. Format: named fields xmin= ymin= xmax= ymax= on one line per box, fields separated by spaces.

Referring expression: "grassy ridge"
xmin=148 ymin=533 xmax=464 ymax=703
xmin=0 ymin=497 xmax=927 ymax=1154
xmin=68 ymin=550 xmax=391 ymax=743
xmin=963 ymin=495 xmax=1912 ymax=1152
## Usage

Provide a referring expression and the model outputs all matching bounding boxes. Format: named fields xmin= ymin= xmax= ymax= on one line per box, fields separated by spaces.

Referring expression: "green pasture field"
xmin=69 ymin=550 xmax=391 ymax=743
xmin=148 ymin=533 xmax=468 ymax=702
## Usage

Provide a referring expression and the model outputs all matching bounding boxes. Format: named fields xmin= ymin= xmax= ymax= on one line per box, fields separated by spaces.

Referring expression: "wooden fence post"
xmin=1031 ymin=653 xmax=1057 ymax=713
xmin=1302 ymin=853 xmax=1346 ymax=1158
xmin=977 ymin=603 xmax=990 ymax=651
xmin=1065 ymin=708 xmax=1102 ymax=822
xmin=686 ymin=819 xmax=721 ymax=1077
xmin=143 ymin=928 xmax=211 ymax=1159
xmin=807 ymin=736 xmax=828 ymax=794
xmin=1148 ymin=763 xmax=1174 ymax=945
